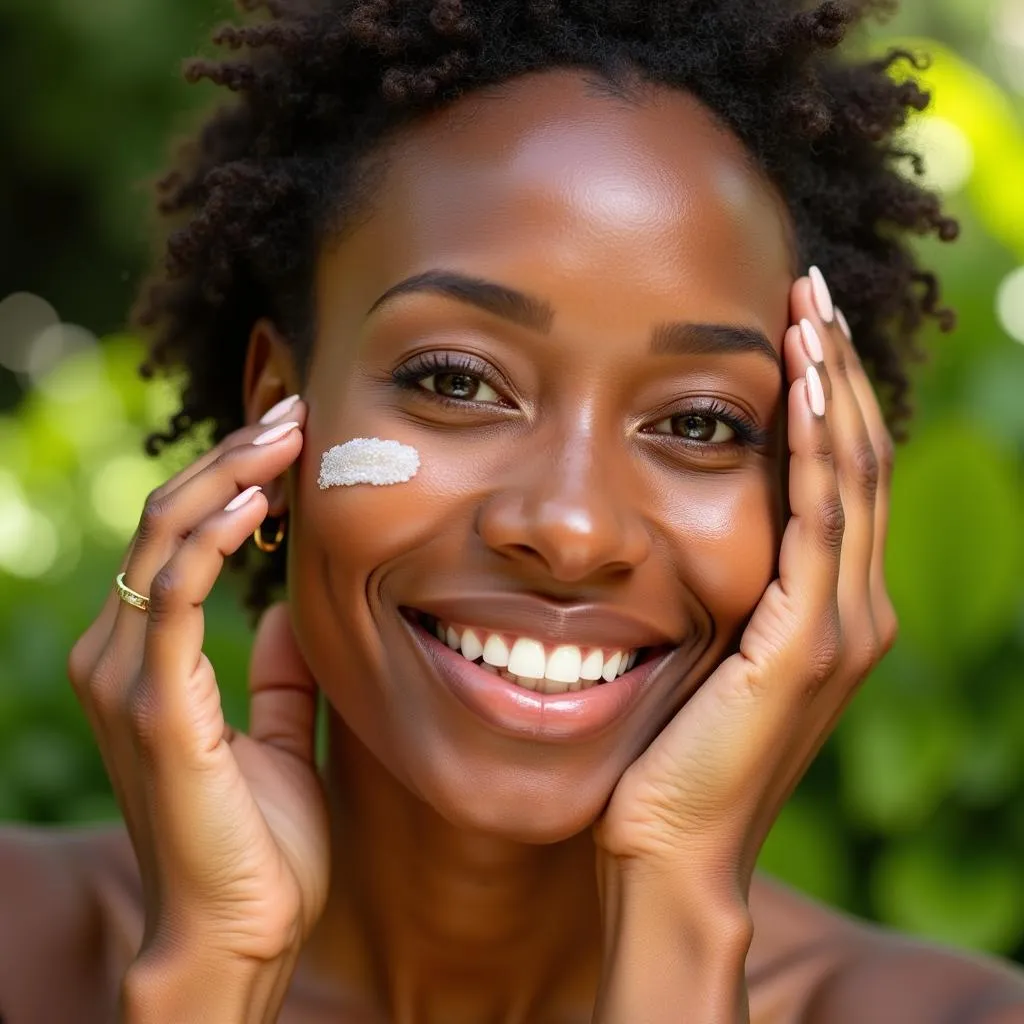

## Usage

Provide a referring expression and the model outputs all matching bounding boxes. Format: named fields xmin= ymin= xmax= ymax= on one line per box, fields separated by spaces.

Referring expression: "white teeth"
xmin=508 ymin=637 xmax=546 ymax=679
xmin=429 ymin=617 xmax=641 ymax=691
xmin=460 ymin=628 xmax=484 ymax=662
xmin=601 ymin=651 xmax=623 ymax=682
xmin=545 ymin=645 xmax=582 ymax=683
xmin=580 ymin=649 xmax=604 ymax=680
xmin=482 ymin=634 xmax=510 ymax=668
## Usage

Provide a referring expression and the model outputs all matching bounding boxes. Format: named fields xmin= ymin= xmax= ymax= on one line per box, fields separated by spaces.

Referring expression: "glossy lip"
xmin=401 ymin=613 xmax=676 ymax=743
xmin=410 ymin=593 xmax=679 ymax=651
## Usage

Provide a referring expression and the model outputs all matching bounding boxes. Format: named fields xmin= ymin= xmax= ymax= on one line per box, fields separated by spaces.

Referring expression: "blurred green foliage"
xmin=1 ymin=0 xmax=1023 ymax=963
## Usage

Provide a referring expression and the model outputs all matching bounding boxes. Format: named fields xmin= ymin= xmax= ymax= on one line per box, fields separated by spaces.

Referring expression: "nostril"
xmin=509 ymin=543 xmax=540 ymax=560
xmin=491 ymin=542 xmax=551 ymax=568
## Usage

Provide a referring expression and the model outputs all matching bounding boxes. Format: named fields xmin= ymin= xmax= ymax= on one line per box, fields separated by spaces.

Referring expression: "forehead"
xmin=325 ymin=70 xmax=795 ymax=338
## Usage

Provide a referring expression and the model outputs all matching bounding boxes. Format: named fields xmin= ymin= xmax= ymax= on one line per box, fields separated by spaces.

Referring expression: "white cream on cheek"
xmin=317 ymin=437 xmax=421 ymax=489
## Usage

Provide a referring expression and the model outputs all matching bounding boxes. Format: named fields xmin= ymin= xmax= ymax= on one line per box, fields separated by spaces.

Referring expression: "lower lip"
xmin=404 ymin=618 xmax=671 ymax=742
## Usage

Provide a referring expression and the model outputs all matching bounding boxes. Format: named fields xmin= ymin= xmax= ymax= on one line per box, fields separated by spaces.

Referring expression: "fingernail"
xmin=808 ymin=266 xmax=835 ymax=324
xmin=259 ymin=394 xmax=300 ymax=425
xmin=225 ymin=485 xmax=262 ymax=513
xmin=253 ymin=421 xmax=300 ymax=446
xmin=799 ymin=318 xmax=824 ymax=364
xmin=806 ymin=365 xmax=826 ymax=417
xmin=835 ymin=307 xmax=851 ymax=340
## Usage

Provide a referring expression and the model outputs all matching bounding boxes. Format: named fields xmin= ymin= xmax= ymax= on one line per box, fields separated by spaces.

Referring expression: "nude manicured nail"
xmin=225 ymin=485 xmax=262 ymax=512
xmin=253 ymin=421 xmax=300 ymax=446
xmin=808 ymin=266 xmax=835 ymax=323
xmin=259 ymin=394 xmax=300 ymax=425
xmin=806 ymin=365 xmax=826 ymax=417
xmin=835 ymin=307 xmax=852 ymax=340
xmin=799 ymin=319 xmax=824 ymax=364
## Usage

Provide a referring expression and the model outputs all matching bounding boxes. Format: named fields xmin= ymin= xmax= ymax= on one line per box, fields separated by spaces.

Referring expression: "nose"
xmin=475 ymin=427 xmax=651 ymax=583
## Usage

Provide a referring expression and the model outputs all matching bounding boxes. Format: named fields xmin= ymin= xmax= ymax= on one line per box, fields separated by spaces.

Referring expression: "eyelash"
xmin=391 ymin=351 xmax=512 ymax=406
xmin=391 ymin=352 xmax=767 ymax=448
xmin=647 ymin=398 xmax=768 ymax=450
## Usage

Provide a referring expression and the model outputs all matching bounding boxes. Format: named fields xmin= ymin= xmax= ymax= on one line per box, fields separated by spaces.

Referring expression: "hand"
xmin=67 ymin=401 xmax=329 ymax=975
xmin=596 ymin=271 xmax=897 ymax=896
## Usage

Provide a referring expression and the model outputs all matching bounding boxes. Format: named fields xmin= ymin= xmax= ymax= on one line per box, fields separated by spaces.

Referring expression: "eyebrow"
xmin=650 ymin=322 xmax=781 ymax=367
xmin=368 ymin=269 xmax=781 ymax=367
xmin=368 ymin=270 xmax=555 ymax=332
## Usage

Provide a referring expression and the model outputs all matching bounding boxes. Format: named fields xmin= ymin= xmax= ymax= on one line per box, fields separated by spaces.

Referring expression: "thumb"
xmin=247 ymin=602 xmax=319 ymax=764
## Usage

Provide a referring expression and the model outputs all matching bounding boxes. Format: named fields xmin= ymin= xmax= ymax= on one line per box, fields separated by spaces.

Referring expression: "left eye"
xmin=651 ymin=413 xmax=736 ymax=444
xmin=420 ymin=372 xmax=501 ymax=403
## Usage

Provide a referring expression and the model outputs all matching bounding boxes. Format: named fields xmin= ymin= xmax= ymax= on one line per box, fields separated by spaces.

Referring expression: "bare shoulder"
xmin=749 ymin=874 xmax=1024 ymax=1024
xmin=0 ymin=822 xmax=142 ymax=1024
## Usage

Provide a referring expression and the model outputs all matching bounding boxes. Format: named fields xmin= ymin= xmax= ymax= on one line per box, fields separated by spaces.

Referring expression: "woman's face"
xmin=285 ymin=70 xmax=795 ymax=842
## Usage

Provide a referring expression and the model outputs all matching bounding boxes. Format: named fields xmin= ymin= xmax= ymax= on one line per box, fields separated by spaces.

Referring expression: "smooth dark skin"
xmin=2 ymin=71 xmax=1023 ymax=1023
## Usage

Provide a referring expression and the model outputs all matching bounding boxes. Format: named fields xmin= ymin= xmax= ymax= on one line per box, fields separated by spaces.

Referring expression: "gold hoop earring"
xmin=253 ymin=516 xmax=287 ymax=554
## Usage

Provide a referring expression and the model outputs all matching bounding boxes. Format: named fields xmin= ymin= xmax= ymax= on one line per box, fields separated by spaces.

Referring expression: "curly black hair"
xmin=135 ymin=0 xmax=958 ymax=613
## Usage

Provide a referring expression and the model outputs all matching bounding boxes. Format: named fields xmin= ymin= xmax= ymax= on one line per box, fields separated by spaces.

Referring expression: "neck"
xmin=295 ymin=711 xmax=603 ymax=1024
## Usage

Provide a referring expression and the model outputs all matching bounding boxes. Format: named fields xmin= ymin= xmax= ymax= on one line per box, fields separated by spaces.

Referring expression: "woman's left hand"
xmin=596 ymin=269 xmax=898 ymax=904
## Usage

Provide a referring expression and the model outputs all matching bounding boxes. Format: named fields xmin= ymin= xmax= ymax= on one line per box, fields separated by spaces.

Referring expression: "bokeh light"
xmin=996 ymin=265 xmax=1024 ymax=342
xmin=911 ymin=115 xmax=975 ymax=193
xmin=0 ymin=470 xmax=60 ymax=579
xmin=90 ymin=453 xmax=166 ymax=540
xmin=993 ymin=0 xmax=1024 ymax=94
xmin=0 ymin=292 xmax=60 ymax=375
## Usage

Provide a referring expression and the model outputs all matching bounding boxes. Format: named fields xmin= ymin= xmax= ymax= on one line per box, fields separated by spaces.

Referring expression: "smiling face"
xmin=283 ymin=70 xmax=795 ymax=842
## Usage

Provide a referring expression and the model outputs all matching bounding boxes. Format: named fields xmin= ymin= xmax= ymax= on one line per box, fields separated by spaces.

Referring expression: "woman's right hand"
xmin=66 ymin=399 xmax=329 ymax=997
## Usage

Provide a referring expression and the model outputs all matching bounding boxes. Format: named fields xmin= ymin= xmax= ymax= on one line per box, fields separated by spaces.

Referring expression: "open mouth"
xmin=406 ymin=609 xmax=665 ymax=696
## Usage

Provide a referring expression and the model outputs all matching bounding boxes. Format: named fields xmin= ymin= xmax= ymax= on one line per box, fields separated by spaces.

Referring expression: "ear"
xmin=243 ymin=318 xmax=302 ymax=514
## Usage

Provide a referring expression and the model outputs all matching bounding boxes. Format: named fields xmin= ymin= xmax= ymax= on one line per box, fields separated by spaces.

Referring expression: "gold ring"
xmin=114 ymin=572 xmax=150 ymax=613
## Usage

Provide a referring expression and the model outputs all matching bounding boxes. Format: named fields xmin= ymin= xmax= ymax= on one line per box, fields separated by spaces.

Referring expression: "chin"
xmin=433 ymin=788 xmax=608 ymax=845
xmin=402 ymin=746 xmax=623 ymax=845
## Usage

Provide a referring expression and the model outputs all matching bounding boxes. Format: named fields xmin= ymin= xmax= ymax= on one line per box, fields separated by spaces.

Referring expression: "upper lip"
xmin=406 ymin=594 xmax=680 ymax=651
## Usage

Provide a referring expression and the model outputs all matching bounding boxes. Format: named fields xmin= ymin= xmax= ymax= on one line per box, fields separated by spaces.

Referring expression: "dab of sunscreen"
xmin=318 ymin=437 xmax=420 ymax=489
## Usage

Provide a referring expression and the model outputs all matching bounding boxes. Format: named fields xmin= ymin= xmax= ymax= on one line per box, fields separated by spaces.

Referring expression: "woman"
xmin=1 ymin=0 xmax=1022 ymax=1020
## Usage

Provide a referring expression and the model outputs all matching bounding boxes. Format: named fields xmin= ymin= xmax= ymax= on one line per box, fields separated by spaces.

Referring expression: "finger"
xmin=732 ymin=340 xmax=844 ymax=688
xmin=148 ymin=394 xmax=303 ymax=505
xmin=68 ymin=401 xmax=302 ymax=890
xmin=791 ymin=276 xmax=877 ymax=629
xmin=836 ymin=307 xmax=898 ymax=641
xmin=688 ymin=364 xmax=843 ymax=796
xmin=248 ymin=604 xmax=319 ymax=764
xmin=119 ymin=407 xmax=304 ymax=598
xmin=74 ymin=396 xmax=303 ymax=681
xmin=136 ymin=484 xmax=271 ymax=758
xmin=104 ymin=414 xmax=305 ymax=699
xmin=773 ymin=336 xmax=844 ymax=613
xmin=83 ymin=422 xmax=302 ymax=845
xmin=117 ymin=487 xmax=273 ymax=900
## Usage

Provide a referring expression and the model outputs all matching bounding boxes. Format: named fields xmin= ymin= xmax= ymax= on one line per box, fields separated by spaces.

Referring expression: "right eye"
xmin=419 ymin=371 xmax=501 ymax=403
xmin=392 ymin=350 xmax=511 ymax=406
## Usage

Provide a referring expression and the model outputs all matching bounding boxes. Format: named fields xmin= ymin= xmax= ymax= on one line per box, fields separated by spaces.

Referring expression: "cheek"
xmin=294 ymin=433 xmax=478 ymax=571
xmin=661 ymin=474 xmax=781 ymax=633
xmin=283 ymin=415 xmax=467 ymax=760
xmin=285 ymin=408 xmax=480 ymax=643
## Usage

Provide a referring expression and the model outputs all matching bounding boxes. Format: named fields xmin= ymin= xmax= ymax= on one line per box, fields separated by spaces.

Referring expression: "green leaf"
xmin=758 ymin=796 xmax=852 ymax=906
xmin=872 ymin=838 xmax=1024 ymax=954
xmin=838 ymin=684 xmax=965 ymax=832
xmin=885 ymin=421 xmax=1023 ymax=664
